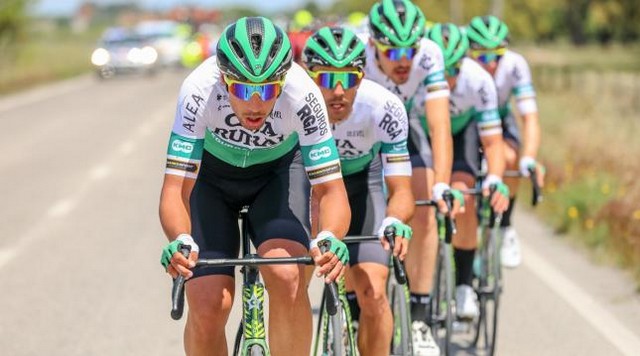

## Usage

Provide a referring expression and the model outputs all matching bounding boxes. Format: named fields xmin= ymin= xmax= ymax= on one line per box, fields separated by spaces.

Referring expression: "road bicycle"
xmin=170 ymin=207 xmax=340 ymax=356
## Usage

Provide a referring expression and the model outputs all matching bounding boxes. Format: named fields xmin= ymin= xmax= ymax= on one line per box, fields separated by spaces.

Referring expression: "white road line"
xmin=0 ymin=102 xmax=171 ymax=270
xmin=522 ymin=239 xmax=640 ymax=355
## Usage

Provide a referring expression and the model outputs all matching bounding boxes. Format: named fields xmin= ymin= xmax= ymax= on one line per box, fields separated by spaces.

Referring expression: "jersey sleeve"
xmin=511 ymin=55 xmax=538 ymax=115
xmin=421 ymin=40 xmax=450 ymax=101
xmin=165 ymin=81 xmax=208 ymax=179
xmin=375 ymin=95 xmax=412 ymax=177
xmin=291 ymin=82 xmax=343 ymax=185
xmin=473 ymin=74 xmax=502 ymax=137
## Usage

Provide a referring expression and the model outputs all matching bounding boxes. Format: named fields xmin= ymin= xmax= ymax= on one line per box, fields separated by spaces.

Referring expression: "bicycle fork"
xmin=241 ymin=264 xmax=270 ymax=356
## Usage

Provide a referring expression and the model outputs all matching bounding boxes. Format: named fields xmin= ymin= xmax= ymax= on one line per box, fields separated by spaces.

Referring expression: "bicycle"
xmin=415 ymin=193 xmax=457 ymax=356
xmin=313 ymin=226 xmax=409 ymax=356
xmin=459 ymin=167 xmax=542 ymax=355
xmin=170 ymin=207 xmax=341 ymax=356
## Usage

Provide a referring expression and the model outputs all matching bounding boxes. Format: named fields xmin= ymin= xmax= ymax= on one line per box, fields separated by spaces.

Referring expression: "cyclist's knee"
xmin=262 ymin=265 xmax=304 ymax=301
xmin=357 ymin=284 xmax=389 ymax=316
xmin=186 ymin=277 xmax=234 ymax=331
xmin=504 ymin=144 xmax=518 ymax=167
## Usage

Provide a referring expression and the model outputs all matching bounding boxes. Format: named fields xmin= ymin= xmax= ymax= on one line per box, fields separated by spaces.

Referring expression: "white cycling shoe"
xmin=412 ymin=321 xmax=441 ymax=355
xmin=455 ymin=285 xmax=479 ymax=320
xmin=501 ymin=226 xmax=522 ymax=268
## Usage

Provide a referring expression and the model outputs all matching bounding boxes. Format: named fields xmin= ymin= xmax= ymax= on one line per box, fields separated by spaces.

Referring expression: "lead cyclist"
xmin=158 ymin=17 xmax=351 ymax=356
xmin=466 ymin=15 xmax=545 ymax=268
xmin=303 ymin=26 xmax=414 ymax=356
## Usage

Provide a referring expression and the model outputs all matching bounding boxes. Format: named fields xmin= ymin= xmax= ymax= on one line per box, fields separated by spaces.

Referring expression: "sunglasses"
xmin=374 ymin=41 xmax=419 ymax=61
xmin=469 ymin=47 xmax=507 ymax=64
xmin=223 ymin=76 xmax=284 ymax=101
xmin=307 ymin=70 xmax=364 ymax=90
xmin=446 ymin=62 xmax=462 ymax=77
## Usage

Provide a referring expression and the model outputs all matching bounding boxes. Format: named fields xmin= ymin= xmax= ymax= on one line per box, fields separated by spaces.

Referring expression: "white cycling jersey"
xmin=360 ymin=35 xmax=450 ymax=106
xmin=165 ymin=57 xmax=342 ymax=185
xmin=412 ymin=58 xmax=502 ymax=137
xmin=493 ymin=50 xmax=537 ymax=118
xmin=331 ymin=79 xmax=411 ymax=177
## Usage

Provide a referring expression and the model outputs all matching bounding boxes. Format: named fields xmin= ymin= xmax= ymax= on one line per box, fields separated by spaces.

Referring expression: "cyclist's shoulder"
xmin=180 ymin=56 xmax=221 ymax=95
xmin=357 ymin=80 xmax=406 ymax=116
xmin=500 ymin=50 xmax=531 ymax=72
xmin=461 ymin=58 xmax=496 ymax=90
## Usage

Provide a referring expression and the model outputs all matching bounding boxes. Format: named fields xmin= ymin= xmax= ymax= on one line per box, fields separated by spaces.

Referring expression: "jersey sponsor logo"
xmin=427 ymin=83 xmax=448 ymax=93
xmin=336 ymin=139 xmax=365 ymax=156
xmin=297 ymin=93 xmax=328 ymax=136
xmin=347 ymin=130 xmax=365 ymax=138
xmin=478 ymin=86 xmax=489 ymax=106
xmin=307 ymin=163 xmax=341 ymax=180
xmin=213 ymin=113 xmax=285 ymax=147
xmin=512 ymin=66 xmax=522 ymax=81
xmin=166 ymin=158 xmax=198 ymax=172
xmin=418 ymin=53 xmax=434 ymax=71
xmin=309 ymin=146 xmax=333 ymax=161
xmin=449 ymin=97 xmax=464 ymax=116
xmin=182 ymin=94 xmax=205 ymax=133
xmin=386 ymin=155 xmax=410 ymax=163
xmin=378 ymin=113 xmax=403 ymax=140
xmin=171 ymin=139 xmax=194 ymax=154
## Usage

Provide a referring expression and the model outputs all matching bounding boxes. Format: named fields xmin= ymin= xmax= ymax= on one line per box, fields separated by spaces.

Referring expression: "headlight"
xmin=127 ymin=47 xmax=142 ymax=63
xmin=140 ymin=46 xmax=158 ymax=65
xmin=91 ymin=48 xmax=110 ymax=66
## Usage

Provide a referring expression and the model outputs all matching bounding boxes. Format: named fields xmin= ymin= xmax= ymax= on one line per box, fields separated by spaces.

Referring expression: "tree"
xmin=0 ymin=0 xmax=30 ymax=50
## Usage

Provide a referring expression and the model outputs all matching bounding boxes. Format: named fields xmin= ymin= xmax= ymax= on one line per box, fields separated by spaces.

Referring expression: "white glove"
xmin=519 ymin=156 xmax=536 ymax=177
xmin=176 ymin=233 xmax=200 ymax=253
xmin=432 ymin=182 xmax=451 ymax=202
xmin=377 ymin=216 xmax=402 ymax=237
xmin=309 ymin=230 xmax=336 ymax=250
xmin=482 ymin=174 xmax=503 ymax=190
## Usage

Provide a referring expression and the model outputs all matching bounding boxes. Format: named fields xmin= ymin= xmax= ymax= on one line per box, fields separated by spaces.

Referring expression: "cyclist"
xmin=158 ymin=17 xmax=351 ymax=356
xmin=302 ymin=26 xmax=414 ymax=355
xmin=466 ymin=15 xmax=545 ymax=268
xmin=425 ymin=23 xmax=510 ymax=319
xmin=362 ymin=1 xmax=458 ymax=353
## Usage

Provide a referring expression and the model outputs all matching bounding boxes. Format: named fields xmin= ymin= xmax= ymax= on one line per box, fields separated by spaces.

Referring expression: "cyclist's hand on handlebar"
xmin=310 ymin=231 xmax=349 ymax=283
xmin=378 ymin=217 xmax=411 ymax=260
xmin=160 ymin=234 xmax=199 ymax=279
xmin=433 ymin=183 xmax=464 ymax=217
xmin=482 ymin=175 xmax=510 ymax=214
xmin=520 ymin=156 xmax=545 ymax=188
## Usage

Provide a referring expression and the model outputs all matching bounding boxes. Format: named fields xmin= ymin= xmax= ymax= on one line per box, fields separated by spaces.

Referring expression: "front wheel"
xmin=390 ymin=283 xmax=412 ymax=355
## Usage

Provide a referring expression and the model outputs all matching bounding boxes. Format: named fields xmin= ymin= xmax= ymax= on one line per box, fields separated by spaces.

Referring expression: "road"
xmin=0 ymin=70 xmax=639 ymax=356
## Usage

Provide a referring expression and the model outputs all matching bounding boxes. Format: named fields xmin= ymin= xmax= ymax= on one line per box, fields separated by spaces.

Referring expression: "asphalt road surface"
xmin=0 ymin=70 xmax=639 ymax=355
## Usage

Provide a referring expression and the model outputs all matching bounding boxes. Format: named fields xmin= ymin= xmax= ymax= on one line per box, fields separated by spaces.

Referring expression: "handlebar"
xmin=383 ymin=226 xmax=408 ymax=285
xmin=318 ymin=240 xmax=340 ymax=316
xmin=170 ymin=246 xmax=315 ymax=320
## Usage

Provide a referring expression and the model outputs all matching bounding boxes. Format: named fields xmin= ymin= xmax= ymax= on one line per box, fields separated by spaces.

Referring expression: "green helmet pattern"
xmin=217 ymin=17 xmax=292 ymax=82
xmin=466 ymin=15 xmax=509 ymax=49
xmin=369 ymin=0 xmax=425 ymax=47
xmin=426 ymin=23 xmax=468 ymax=69
xmin=302 ymin=27 xmax=366 ymax=70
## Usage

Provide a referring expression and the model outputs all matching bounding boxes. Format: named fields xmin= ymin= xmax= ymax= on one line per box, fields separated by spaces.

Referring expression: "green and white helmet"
xmin=426 ymin=23 xmax=468 ymax=69
xmin=216 ymin=17 xmax=293 ymax=82
xmin=369 ymin=0 xmax=425 ymax=47
xmin=466 ymin=15 xmax=509 ymax=49
xmin=302 ymin=27 xmax=366 ymax=70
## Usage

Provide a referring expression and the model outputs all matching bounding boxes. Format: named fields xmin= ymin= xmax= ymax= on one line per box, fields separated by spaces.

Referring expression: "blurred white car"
xmin=135 ymin=20 xmax=189 ymax=67
xmin=91 ymin=27 xmax=159 ymax=79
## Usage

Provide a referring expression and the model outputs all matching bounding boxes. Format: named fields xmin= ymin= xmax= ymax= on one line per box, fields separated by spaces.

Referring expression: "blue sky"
xmin=32 ymin=0 xmax=335 ymax=16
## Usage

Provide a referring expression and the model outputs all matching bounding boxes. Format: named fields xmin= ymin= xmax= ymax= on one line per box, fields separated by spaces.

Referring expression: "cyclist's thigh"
xmin=249 ymin=149 xmax=310 ymax=253
xmin=190 ymin=178 xmax=241 ymax=278
xmin=452 ymin=123 xmax=481 ymax=177
xmin=344 ymin=160 xmax=389 ymax=267
xmin=348 ymin=262 xmax=389 ymax=301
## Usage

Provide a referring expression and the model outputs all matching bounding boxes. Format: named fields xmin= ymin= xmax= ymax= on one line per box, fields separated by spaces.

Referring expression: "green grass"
xmin=0 ymin=28 xmax=99 ymax=94
xmin=522 ymin=49 xmax=640 ymax=288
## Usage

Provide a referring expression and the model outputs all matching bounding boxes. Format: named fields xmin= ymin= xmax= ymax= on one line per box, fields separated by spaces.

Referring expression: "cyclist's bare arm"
xmin=385 ymin=175 xmax=414 ymax=223
xmin=425 ymin=97 xmax=453 ymax=186
xmin=159 ymin=174 xmax=195 ymax=238
xmin=159 ymin=173 xmax=196 ymax=278
xmin=312 ymin=178 xmax=350 ymax=239
xmin=480 ymin=135 xmax=506 ymax=180
xmin=520 ymin=111 xmax=541 ymax=160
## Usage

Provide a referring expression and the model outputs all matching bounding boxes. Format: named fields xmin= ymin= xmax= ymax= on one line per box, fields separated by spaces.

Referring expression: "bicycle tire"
xmin=474 ymin=227 xmax=500 ymax=355
xmin=315 ymin=288 xmax=357 ymax=356
xmin=390 ymin=283 xmax=412 ymax=356
xmin=432 ymin=241 xmax=454 ymax=355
